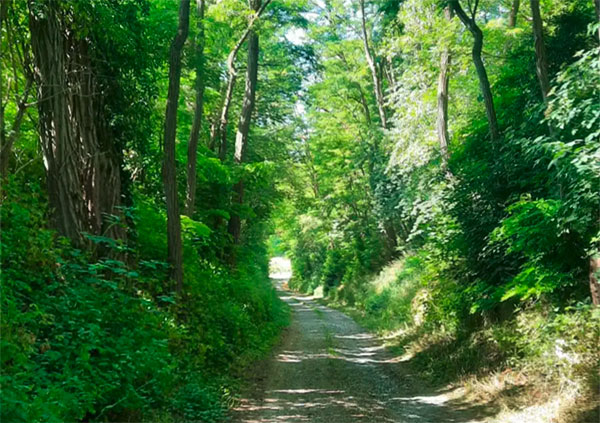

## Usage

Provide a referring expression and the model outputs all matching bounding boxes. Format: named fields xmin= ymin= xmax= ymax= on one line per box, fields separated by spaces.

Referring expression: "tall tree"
xmin=210 ymin=0 xmax=272 ymax=161
xmin=450 ymin=0 xmax=500 ymax=142
xmin=437 ymin=6 xmax=452 ymax=172
xmin=185 ymin=0 xmax=206 ymax=217
xmin=529 ymin=0 xmax=550 ymax=101
xmin=508 ymin=0 xmax=520 ymax=27
xmin=163 ymin=0 xmax=190 ymax=292
xmin=359 ymin=0 xmax=388 ymax=129
xmin=228 ymin=0 xmax=261 ymax=246
xmin=28 ymin=0 xmax=124 ymax=245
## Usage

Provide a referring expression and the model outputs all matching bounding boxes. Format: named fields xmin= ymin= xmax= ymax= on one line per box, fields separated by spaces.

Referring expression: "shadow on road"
xmin=230 ymin=280 xmax=496 ymax=423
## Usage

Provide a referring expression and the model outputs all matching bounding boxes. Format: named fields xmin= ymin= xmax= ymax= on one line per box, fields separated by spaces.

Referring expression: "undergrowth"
xmin=0 ymin=180 xmax=289 ymax=422
xmin=317 ymin=254 xmax=600 ymax=422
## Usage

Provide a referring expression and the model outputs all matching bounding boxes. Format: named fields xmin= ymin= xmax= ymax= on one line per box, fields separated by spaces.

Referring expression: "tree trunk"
xmin=233 ymin=33 xmax=259 ymax=165
xmin=382 ymin=56 xmax=396 ymax=88
xmin=28 ymin=0 xmax=124 ymax=246
xmin=357 ymin=84 xmax=372 ymax=125
xmin=590 ymin=256 xmax=600 ymax=306
xmin=208 ymin=83 xmax=227 ymax=152
xmin=228 ymin=1 xmax=261 ymax=247
xmin=217 ymin=73 xmax=237 ymax=161
xmin=595 ymin=0 xmax=600 ymax=44
xmin=451 ymin=0 xmax=500 ymax=142
xmin=163 ymin=0 xmax=190 ymax=293
xmin=185 ymin=0 xmax=206 ymax=217
xmin=437 ymin=7 xmax=452 ymax=172
xmin=359 ymin=0 xmax=387 ymax=130
xmin=212 ymin=0 xmax=272 ymax=162
xmin=0 ymin=79 xmax=32 ymax=178
xmin=508 ymin=0 xmax=520 ymax=27
xmin=530 ymin=0 xmax=550 ymax=102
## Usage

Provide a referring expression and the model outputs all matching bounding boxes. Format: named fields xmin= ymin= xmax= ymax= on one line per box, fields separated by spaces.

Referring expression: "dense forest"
xmin=1 ymin=0 xmax=598 ymax=422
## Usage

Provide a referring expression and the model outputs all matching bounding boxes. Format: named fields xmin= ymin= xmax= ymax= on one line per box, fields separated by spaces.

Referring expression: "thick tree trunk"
xmin=437 ymin=7 xmax=452 ymax=172
xmin=28 ymin=0 xmax=124 ymax=246
xmin=228 ymin=1 xmax=261 ymax=247
xmin=451 ymin=0 xmax=500 ymax=142
xmin=530 ymin=0 xmax=550 ymax=102
xmin=185 ymin=0 xmax=206 ymax=217
xmin=508 ymin=0 xmax=520 ymax=27
xmin=163 ymin=0 xmax=190 ymax=292
xmin=359 ymin=0 xmax=387 ymax=130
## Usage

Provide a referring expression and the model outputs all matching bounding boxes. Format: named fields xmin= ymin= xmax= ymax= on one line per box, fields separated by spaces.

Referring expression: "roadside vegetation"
xmin=1 ymin=0 xmax=598 ymax=422
xmin=1 ymin=0 xmax=301 ymax=421
xmin=275 ymin=0 xmax=600 ymax=421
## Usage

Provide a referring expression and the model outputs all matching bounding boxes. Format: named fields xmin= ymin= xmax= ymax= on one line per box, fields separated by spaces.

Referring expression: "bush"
xmin=0 ymin=179 xmax=288 ymax=422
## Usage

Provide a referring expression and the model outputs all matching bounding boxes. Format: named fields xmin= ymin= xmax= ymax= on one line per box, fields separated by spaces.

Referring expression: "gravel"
xmin=230 ymin=279 xmax=488 ymax=423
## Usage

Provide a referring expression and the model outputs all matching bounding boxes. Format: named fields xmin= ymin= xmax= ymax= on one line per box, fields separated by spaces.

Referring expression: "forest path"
xmin=230 ymin=279 xmax=492 ymax=423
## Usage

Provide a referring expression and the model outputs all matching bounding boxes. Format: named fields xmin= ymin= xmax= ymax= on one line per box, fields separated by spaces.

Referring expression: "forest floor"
xmin=229 ymin=278 xmax=495 ymax=423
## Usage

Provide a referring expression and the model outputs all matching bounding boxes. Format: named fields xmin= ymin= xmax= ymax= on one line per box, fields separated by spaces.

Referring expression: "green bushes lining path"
xmin=2 ymin=0 xmax=599 ymax=421
xmin=1 ymin=181 xmax=288 ymax=422
xmin=275 ymin=2 xmax=600 ymax=420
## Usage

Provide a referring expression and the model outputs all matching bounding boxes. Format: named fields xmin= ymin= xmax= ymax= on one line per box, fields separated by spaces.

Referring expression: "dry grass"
xmin=378 ymin=308 xmax=600 ymax=423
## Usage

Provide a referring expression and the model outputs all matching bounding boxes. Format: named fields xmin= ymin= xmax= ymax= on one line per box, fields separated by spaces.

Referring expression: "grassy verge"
xmin=316 ymin=255 xmax=600 ymax=423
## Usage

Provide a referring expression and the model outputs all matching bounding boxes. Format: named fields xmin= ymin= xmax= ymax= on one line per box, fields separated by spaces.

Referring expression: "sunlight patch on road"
xmin=274 ymin=349 xmax=405 ymax=365
xmin=389 ymin=394 xmax=449 ymax=406
xmin=334 ymin=333 xmax=374 ymax=340
xmin=270 ymin=389 xmax=345 ymax=394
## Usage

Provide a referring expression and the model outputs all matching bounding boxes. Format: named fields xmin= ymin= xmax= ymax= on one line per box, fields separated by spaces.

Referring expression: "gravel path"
xmin=230 ymin=279 xmax=489 ymax=423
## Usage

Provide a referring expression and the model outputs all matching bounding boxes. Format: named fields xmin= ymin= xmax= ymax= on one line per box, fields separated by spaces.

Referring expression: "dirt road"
xmin=230 ymin=280 xmax=489 ymax=423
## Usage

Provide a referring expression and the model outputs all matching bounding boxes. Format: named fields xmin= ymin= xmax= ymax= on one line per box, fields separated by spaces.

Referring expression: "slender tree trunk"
xmin=595 ymin=0 xmax=600 ymax=44
xmin=0 ymin=0 xmax=7 ymax=33
xmin=437 ymin=7 xmax=452 ymax=172
xmin=217 ymin=74 xmax=237 ymax=161
xmin=0 ymin=0 xmax=8 ymax=164
xmin=451 ymin=0 xmax=500 ymax=142
xmin=2 ymin=0 xmax=34 ymax=179
xmin=227 ymin=5 xmax=260 ymax=247
xmin=508 ymin=0 xmax=520 ymax=27
xmin=163 ymin=0 xmax=190 ymax=292
xmin=590 ymin=256 xmax=600 ymax=306
xmin=589 ymin=3 xmax=600 ymax=306
xmin=530 ymin=0 xmax=550 ymax=102
xmin=185 ymin=0 xmax=206 ymax=217
xmin=233 ymin=30 xmax=259 ymax=165
xmin=357 ymin=84 xmax=372 ymax=125
xmin=28 ymin=0 xmax=124 ymax=246
xmin=1 ymin=79 xmax=32 ymax=178
xmin=212 ymin=0 xmax=272 ymax=162
xmin=359 ymin=0 xmax=387 ymax=129
xmin=382 ymin=57 xmax=396 ymax=88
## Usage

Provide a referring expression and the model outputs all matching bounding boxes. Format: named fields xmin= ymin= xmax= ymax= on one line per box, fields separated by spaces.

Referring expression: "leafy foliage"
xmin=1 ymin=0 xmax=598 ymax=420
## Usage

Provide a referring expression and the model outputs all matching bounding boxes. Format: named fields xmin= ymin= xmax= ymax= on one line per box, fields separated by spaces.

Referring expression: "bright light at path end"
xmin=269 ymin=256 xmax=292 ymax=280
